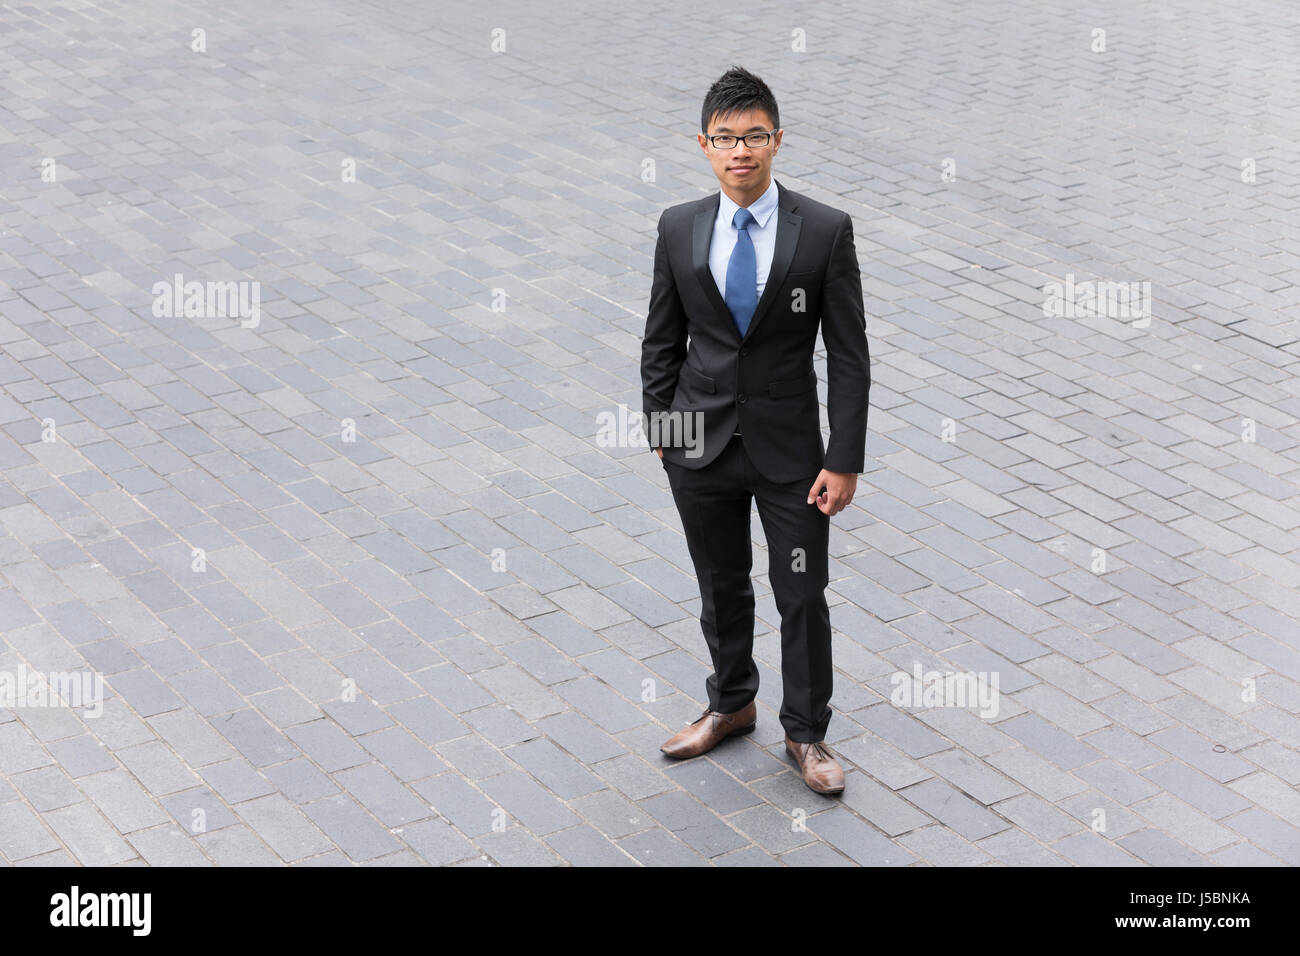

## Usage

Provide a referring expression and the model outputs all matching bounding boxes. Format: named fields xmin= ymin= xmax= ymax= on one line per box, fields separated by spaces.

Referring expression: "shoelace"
xmin=795 ymin=740 xmax=835 ymax=764
xmin=694 ymin=709 xmax=727 ymax=729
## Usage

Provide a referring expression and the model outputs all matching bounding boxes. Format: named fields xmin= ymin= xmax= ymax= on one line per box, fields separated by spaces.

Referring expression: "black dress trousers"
xmin=661 ymin=432 xmax=833 ymax=742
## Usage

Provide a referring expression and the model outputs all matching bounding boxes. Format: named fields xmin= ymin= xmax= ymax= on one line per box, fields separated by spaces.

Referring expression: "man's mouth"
xmin=730 ymin=166 xmax=755 ymax=173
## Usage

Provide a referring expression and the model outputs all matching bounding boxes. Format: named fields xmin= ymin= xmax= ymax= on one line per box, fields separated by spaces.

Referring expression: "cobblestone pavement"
xmin=1 ymin=0 xmax=1298 ymax=866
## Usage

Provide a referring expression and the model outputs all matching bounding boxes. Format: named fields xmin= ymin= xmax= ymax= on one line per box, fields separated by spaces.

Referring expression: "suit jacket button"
xmin=738 ymin=393 xmax=748 ymax=403
xmin=740 ymin=348 xmax=749 ymax=356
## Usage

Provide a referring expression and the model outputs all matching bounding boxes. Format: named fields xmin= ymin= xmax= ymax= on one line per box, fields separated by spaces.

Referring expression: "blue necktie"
xmin=725 ymin=207 xmax=757 ymax=337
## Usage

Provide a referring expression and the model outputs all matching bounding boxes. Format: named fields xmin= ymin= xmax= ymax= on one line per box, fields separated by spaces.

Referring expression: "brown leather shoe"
xmin=785 ymin=735 xmax=846 ymax=794
xmin=660 ymin=700 xmax=757 ymax=759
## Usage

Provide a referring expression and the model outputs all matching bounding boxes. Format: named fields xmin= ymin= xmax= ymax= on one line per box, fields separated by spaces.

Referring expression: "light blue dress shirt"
xmin=708 ymin=177 xmax=779 ymax=302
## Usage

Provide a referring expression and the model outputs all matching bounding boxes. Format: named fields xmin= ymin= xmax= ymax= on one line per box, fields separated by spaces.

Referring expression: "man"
xmin=641 ymin=65 xmax=870 ymax=795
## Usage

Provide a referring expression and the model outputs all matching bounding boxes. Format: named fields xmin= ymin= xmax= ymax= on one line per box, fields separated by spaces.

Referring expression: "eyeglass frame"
xmin=704 ymin=129 xmax=779 ymax=149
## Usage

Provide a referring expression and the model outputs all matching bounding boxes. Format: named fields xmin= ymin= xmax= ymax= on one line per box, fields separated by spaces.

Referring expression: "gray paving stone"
xmin=984 ymin=747 xmax=1089 ymax=803
xmin=616 ymin=826 xmax=709 ymax=867
xmin=1116 ymin=828 xmax=1210 ymax=866
xmin=1222 ymin=809 xmax=1300 ymax=866
xmin=189 ymin=822 xmax=276 ymax=868
xmin=854 ymin=703 xmax=953 ymax=758
xmin=999 ymin=713 xmax=1100 ymax=770
xmin=77 ymin=764 xmax=170 ymax=832
xmin=899 ymin=778 xmax=1013 ymax=841
xmin=387 ymin=697 xmax=469 ymax=745
xmin=171 ymin=670 xmax=247 ymax=717
xmin=397 ymin=817 xmax=478 ymax=866
xmin=410 ymin=664 xmax=494 ymax=714
xmin=10 ymin=766 xmax=82 ymax=813
xmin=1210 ymin=841 xmax=1287 ymax=866
xmin=545 ymin=823 xmax=637 ymax=866
xmin=333 ymin=764 xmax=432 ymax=827
xmin=431 ymin=734 xmax=511 ymax=781
xmin=1 ymin=0 xmax=1297 ymax=870
xmin=127 ymin=825 xmax=213 ymax=866
xmin=159 ymin=787 xmax=239 ymax=834
xmin=1239 ymin=740 xmax=1300 ymax=785
xmin=536 ymin=711 xmax=627 ymax=764
xmin=46 ymin=734 xmax=115 ymax=778
xmin=1131 ymin=793 xmax=1238 ymax=853
xmin=714 ymin=845 xmax=785 ymax=867
xmin=663 ymin=759 xmax=764 ymax=815
xmin=284 ymin=718 xmax=369 ymax=772
xmin=1083 ymin=726 xmax=1168 ymax=771
xmin=198 ymin=758 xmax=276 ymax=805
xmin=264 ymin=760 xmax=340 ymax=805
xmin=977 ymin=829 xmax=1069 ymax=866
xmin=726 ymin=803 xmax=818 ymax=854
xmin=1050 ymin=831 xmax=1143 ymax=867
xmin=781 ymin=841 xmax=858 ymax=867
xmin=1140 ymin=760 xmax=1253 ymax=819
xmin=212 ymin=709 xmax=300 ymax=768
xmin=807 ymin=806 xmax=916 ymax=866
xmin=300 ymin=793 xmax=403 ymax=862
xmin=898 ymin=824 xmax=993 ymax=866
xmin=477 ymin=770 xmax=581 ymax=836
xmin=921 ymin=749 xmax=1024 ymax=805
xmin=411 ymin=774 xmax=498 ymax=837
xmin=106 ymin=668 xmax=182 ymax=717
xmin=993 ymin=792 xmax=1087 ymax=843
xmin=1074 ymin=759 xmax=1162 ymax=806
xmin=1147 ymin=726 xmax=1256 ymax=783
xmin=505 ymin=738 xmax=604 ymax=800
xmin=357 ymin=727 xmax=448 ymax=782
xmin=116 ymin=740 xmax=201 ymax=795
xmin=637 ymin=789 xmax=747 ymax=858
xmin=42 ymin=802 xmax=138 ymax=865
xmin=0 ymin=800 xmax=62 ymax=861
xmin=236 ymin=793 xmax=335 ymax=863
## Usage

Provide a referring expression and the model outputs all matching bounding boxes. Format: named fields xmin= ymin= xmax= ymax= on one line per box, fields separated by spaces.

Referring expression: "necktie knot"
xmin=732 ymin=207 xmax=756 ymax=232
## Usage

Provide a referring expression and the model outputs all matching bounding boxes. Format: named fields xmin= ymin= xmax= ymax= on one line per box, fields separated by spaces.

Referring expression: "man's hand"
xmin=807 ymin=469 xmax=857 ymax=516
xmin=655 ymin=447 xmax=663 ymax=459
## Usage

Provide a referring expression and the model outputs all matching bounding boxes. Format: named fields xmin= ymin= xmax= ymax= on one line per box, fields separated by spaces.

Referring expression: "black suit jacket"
xmin=641 ymin=179 xmax=870 ymax=483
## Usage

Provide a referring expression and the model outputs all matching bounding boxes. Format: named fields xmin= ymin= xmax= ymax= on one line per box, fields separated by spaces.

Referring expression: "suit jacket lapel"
xmin=744 ymin=182 xmax=800 ymax=344
xmin=692 ymin=197 xmax=734 ymax=339
xmin=691 ymin=179 xmax=802 ymax=345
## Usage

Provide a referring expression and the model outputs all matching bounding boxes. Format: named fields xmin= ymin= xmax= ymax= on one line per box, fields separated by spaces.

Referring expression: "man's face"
xmin=697 ymin=108 xmax=782 ymax=198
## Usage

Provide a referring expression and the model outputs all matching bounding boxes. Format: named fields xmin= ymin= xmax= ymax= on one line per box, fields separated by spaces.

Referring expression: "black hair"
xmin=701 ymin=65 xmax=779 ymax=134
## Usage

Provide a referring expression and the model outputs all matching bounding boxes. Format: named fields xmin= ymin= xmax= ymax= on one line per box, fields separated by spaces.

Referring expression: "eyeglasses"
xmin=706 ymin=130 xmax=777 ymax=149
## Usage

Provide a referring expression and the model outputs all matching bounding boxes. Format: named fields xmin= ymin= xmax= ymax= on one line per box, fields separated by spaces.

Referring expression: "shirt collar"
xmin=718 ymin=177 xmax=779 ymax=230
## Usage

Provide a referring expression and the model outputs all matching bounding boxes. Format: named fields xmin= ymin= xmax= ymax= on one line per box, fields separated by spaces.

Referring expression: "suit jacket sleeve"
xmin=820 ymin=211 xmax=870 ymax=474
xmin=641 ymin=212 xmax=688 ymax=434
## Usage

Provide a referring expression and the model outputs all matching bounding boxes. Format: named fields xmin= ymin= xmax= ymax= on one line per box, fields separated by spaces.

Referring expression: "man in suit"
xmin=641 ymin=65 xmax=870 ymax=794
